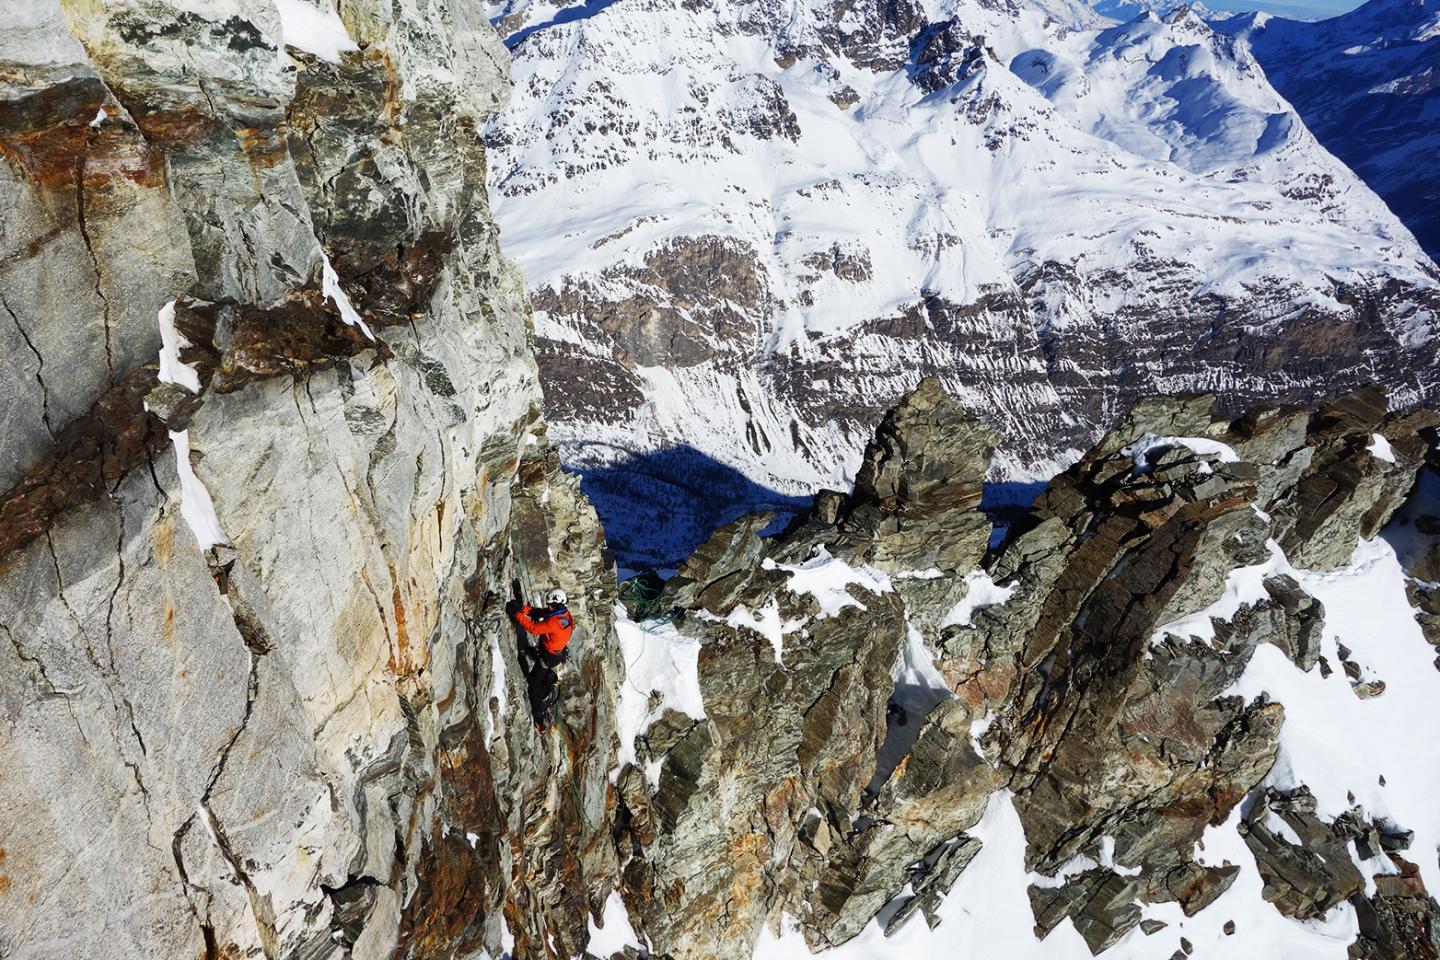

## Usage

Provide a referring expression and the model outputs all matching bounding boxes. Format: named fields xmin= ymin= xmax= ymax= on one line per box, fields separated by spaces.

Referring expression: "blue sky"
xmin=1205 ymin=0 xmax=1364 ymax=19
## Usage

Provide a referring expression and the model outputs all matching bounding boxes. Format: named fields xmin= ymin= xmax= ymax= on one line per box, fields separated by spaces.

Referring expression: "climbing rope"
xmin=553 ymin=712 xmax=595 ymax=832
xmin=618 ymin=574 xmax=672 ymax=622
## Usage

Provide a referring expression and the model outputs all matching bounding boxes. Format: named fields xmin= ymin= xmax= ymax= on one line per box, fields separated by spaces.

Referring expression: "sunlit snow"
xmin=273 ymin=0 xmax=358 ymax=63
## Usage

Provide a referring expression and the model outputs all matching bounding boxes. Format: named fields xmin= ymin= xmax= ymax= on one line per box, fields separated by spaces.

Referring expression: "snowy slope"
xmin=1216 ymin=0 xmax=1440 ymax=263
xmin=485 ymin=0 xmax=1440 ymax=566
xmin=1090 ymin=0 xmax=1230 ymax=22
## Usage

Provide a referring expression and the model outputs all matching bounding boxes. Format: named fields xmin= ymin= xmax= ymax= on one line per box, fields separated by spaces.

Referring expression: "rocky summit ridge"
xmin=3 ymin=4 xmax=1440 ymax=960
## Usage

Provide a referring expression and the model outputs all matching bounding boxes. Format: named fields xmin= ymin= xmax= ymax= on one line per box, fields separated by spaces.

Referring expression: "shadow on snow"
xmin=502 ymin=0 xmax=619 ymax=49
xmin=571 ymin=444 xmax=811 ymax=573
xmin=571 ymin=444 xmax=1054 ymax=575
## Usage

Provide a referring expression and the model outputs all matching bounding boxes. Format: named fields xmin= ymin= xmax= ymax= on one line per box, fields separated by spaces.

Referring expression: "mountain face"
xmin=6 ymin=4 xmax=1440 ymax=960
xmin=1216 ymin=0 xmax=1440 ymax=265
xmin=0 ymin=3 xmax=621 ymax=958
xmin=485 ymin=0 xmax=1440 ymax=567
xmin=610 ymin=378 xmax=1440 ymax=960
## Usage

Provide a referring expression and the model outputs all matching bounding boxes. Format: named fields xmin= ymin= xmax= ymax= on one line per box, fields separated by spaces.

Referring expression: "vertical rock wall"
xmin=0 ymin=3 xmax=620 ymax=959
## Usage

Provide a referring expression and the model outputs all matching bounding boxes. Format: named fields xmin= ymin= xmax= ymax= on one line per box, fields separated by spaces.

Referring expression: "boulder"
xmin=1241 ymin=788 xmax=1364 ymax=920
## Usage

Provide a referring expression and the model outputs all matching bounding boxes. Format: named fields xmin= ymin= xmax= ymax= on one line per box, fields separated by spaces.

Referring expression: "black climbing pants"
xmin=521 ymin=644 xmax=565 ymax=728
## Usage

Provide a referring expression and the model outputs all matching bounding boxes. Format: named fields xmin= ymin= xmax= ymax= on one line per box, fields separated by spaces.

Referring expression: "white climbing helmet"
xmin=546 ymin=588 xmax=568 ymax=607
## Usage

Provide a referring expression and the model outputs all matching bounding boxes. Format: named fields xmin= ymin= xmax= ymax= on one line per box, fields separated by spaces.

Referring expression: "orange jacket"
xmin=514 ymin=604 xmax=574 ymax=656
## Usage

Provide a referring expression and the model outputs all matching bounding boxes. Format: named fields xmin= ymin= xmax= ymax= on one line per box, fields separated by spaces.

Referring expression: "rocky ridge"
xmin=611 ymin=378 xmax=1440 ymax=960
xmin=5 ymin=4 xmax=1440 ymax=960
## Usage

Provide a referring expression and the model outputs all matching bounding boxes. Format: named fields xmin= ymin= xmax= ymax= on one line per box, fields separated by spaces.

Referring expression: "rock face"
xmin=0 ymin=4 xmax=620 ymax=960
xmin=614 ymin=383 xmax=1000 ymax=960
xmin=1240 ymin=787 xmax=1363 ymax=921
xmin=830 ymin=376 xmax=997 ymax=575
xmin=613 ymin=378 xmax=1440 ymax=960
xmin=7 ymin=5 xmax=1440 ymax=960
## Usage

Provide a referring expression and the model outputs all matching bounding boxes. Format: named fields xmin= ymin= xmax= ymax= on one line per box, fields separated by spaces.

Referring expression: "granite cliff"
xmin=1 ymin=3 xmax=619 ymax=958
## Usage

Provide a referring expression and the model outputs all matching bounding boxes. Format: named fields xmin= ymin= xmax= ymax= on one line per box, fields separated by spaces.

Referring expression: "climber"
xmin=510 ymin=588 xmax=574 ymax=730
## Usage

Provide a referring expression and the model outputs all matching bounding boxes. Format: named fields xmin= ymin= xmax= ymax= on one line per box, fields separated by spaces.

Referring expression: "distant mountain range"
xmin=1216 ymin=0 xmax=1440 ymax=264
xmin=485 ymin=0 xmax=1440 ymax=566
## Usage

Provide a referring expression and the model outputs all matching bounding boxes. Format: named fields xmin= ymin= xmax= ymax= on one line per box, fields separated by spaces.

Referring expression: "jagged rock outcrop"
xmin=615 ymin=378 xmax=1440 ymax=960
xmin=1240 ymin=787 xmax=1364 ymax=920
xmin=611 ymin=380 xmax=1002 ymax=959
xmin=1351 ymin=854 xmax=1440 ymax=960
xmin=937 ymin=386 xmax=1435 ymax=951
xmin=829 ymin=376 xmax=997 ymax=575
xmin=0 ymin=4 xmax=620 ymax=960
xmin=8 ymin=7 xmax=1440 ymax=959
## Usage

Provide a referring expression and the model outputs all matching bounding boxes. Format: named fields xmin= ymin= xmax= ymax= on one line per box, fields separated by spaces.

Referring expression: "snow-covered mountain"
xmin=485 ymin=0 xmax=1440 ymax=566
xmin=8 ymin=5 xmax=1440 ymax=959
xmin=1090 ymin=0 xmax=1228 ymax=21
xmin=1216 ymin=0 xmax=1440 ymax=264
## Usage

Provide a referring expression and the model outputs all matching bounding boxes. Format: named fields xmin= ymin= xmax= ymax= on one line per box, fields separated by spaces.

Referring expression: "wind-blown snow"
xmin=588 ymin=891 xmax=646 ymax=957
xmin=1029 ymin=834 xmax=1142 ymax=890
xmin=486 ymin=631 xmax=508 ymax=743
xmin=1367 ymin=433 xmax=1395 ymax=463
xmin=766 ymin=549 xmax=893 ymax=618
xmin=320 ymin=250 xmax=374 ymax=340
xmin=1151 ymin=539 xmax=1291 ymax=645
xmin=156 ymin=299 xmax=201 ymax=394
xmin=273 ymin=0 xmax=358 ymax=63
xmin=704 ymin=550 xmax=897 ymax=669
xmin=713 ymin=601 xmax=802 ymax=666
xmin=169 ymin=430 xmax=227 ymax=550
xmin=941 ymin=570 xmax=1019 ymax=628
xmin=869 ymin=623 xmax=958 ymax=792
xmin=155 ymin=296 xmax=226 ymax=548
xmin=614 ymin=604 xmax=706 ymax=778
xmin=1122 ymin=434 xmax=1240 ymax=473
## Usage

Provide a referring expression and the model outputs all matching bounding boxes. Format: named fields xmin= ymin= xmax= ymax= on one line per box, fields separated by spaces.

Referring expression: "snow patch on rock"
xmin=942 ymin=570 xmax=1018 ymax=628
xmin=156 ymin=299 xmax=201 ymax=394
xmin=767 ymin=548 xmax=893 ymax=618
xmin=1122 ymin=434 xmax=1240 ymax=473
xmin=169 ymin=430 xmax=227 ymax=550
xmin=320 ymin=249 xmax=374 ymax=339
xmin=274 ymin=0 xmax=358 ymax=63
xmin=614 ymin=604 xmax=706 ymax=777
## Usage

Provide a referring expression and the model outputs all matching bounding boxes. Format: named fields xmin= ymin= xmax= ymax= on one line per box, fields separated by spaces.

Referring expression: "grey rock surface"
xmin=0 ymin=4 xmax=619 ymax=959
xmin=1240 ymin=788 xmax=1364 ymax=921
